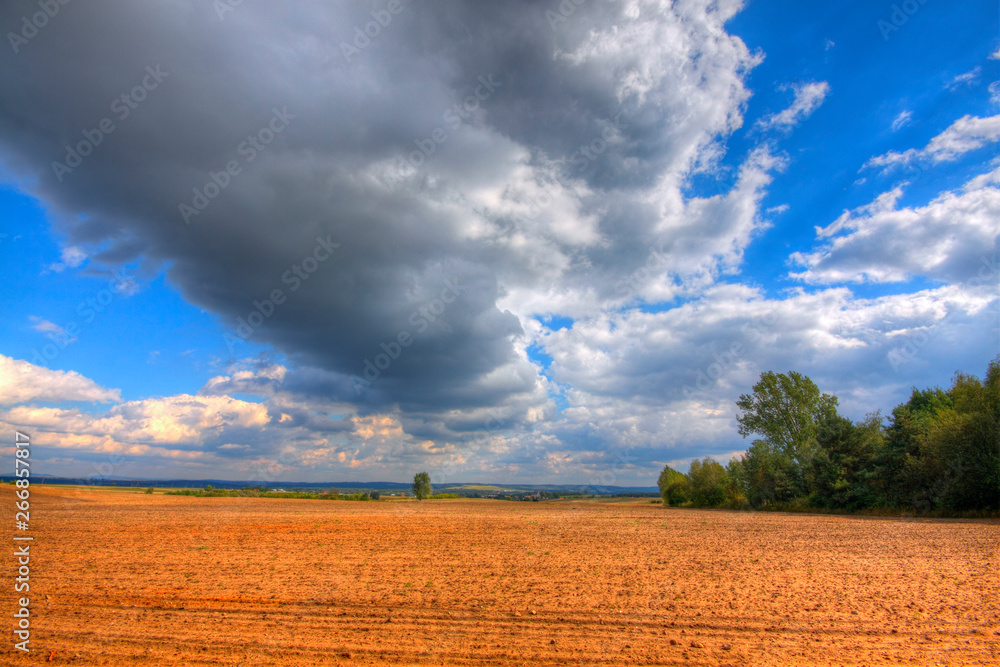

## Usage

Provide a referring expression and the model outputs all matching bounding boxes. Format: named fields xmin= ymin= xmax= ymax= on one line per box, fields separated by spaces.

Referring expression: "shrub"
xmin=657 ymin=465 xmax=689 ymax=506
xmin=688 ymin=457 xmax=728 ymax=507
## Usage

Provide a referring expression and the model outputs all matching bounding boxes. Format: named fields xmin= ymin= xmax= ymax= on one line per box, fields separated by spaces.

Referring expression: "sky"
xmin=0 ymin=0 xmax=997 ymax=487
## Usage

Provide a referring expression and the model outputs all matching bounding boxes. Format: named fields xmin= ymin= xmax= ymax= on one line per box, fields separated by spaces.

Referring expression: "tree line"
xmin=658 ymin=357 xmax=1000 ymax=515
xmin=167 ymin=487 xmax=380 ymax=500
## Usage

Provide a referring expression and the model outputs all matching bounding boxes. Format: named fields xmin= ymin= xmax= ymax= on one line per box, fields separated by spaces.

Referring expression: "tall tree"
xmin=734 ymin=371 xmax=839 ymax=505
xmin=736 ymin=371 xmax=839 ymax=457
xmin=808 ymin=411 xmax=883 ymax=509
xmin=925 ymin=359 xmax=1000 ymax=511
xmin=876 ymin=386 xmax=953 ymax=510
xmin=412 ymin=472 xmax=432 ymax=501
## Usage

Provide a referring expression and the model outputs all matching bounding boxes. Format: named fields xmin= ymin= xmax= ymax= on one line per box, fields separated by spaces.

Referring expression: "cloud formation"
xmin=891 ymin=111 xmax=912 ymax=132
xmin=755 ymin=81 xmax=830 ymax=132
xmin=0 ymin=1 xmax=996 ymax=484
xmin=0 ymin=354 xmax=120 ymax=405
xmin=864 ymin=115 xmax=1000 ymax=171
xmin=792 ymin=165 xmax=1000 ymax=285
xmin=0 ymin=0 xmax=763 ymax=421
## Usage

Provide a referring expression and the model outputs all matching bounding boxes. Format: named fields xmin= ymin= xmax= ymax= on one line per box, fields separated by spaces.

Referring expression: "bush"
xmin=657 ymin=465 xmax=690 ymax=506
xmin=688 ymin=458 xmax=728 ymax=507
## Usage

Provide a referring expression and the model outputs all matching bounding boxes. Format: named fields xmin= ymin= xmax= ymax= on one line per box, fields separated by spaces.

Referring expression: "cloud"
xmin=790 ymin=165 xmax=1000 ymax=285
xmin=47 ymin=245 xmax=87 ymax=272
xmin=0 ymin=0 xmax=764 ymax=424
xmin=891 ymin=110 xmax=912 ymax=132
xmin=28 ymin=316 xmax=74 ymax=340
xmin=0 ymin=2 xmax=994 ymax=485
xmin=755 ymin=81 xmax=830 ymax=132
xmin=3 ymin=259 xmax=997 ymax=487
xmin=0 ymin=357 xmax=525 ymax=482
xmin=529 ymin=280 xmax=998 ymax=467
xmin=865 ymin=114 xmax=1000 ymax=171
xmin=946 ymin=67 xmax=981 ymax=90
xmin=0 ymin=354 xmax=120 ymax=405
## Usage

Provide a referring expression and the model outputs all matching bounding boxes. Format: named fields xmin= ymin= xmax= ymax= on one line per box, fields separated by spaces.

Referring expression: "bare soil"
xmin=2 ymin=486 xmax=998 ymax=666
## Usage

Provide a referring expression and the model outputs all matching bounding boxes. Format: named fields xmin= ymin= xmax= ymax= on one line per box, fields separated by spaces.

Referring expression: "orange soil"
xmin=1 ymin=486 xmax=998 ymax=666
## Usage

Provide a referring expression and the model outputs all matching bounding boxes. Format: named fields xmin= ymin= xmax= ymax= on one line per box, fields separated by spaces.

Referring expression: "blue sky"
xmin=0 ymin=0 xmax=997 ymax=485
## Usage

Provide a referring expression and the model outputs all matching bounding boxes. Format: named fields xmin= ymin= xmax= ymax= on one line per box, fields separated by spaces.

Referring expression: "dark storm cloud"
xmin=0 ymin=0 xmax=758 ymax=430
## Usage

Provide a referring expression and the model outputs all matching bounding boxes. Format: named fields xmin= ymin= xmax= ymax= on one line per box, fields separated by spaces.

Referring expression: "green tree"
xmin=735 ymin=371 xmax=839 ymax=505
xmin=923 ymin=359 xmax=1000 ymax=511
xmin=412 ymin=472 xmax=432 ymax=500
xmin=738 ymin=440 xmax=799 ymax=506
xmin=657 ymin=465 xmax=690 ymax=506
xmin=807 ymin=412 xmax=883 ymax=510
xmin=688 ymin=457 xmax=728 ymax=507
xmin=724 ymin=457 xmax=747 ymax=507
xmin=876 ymin=386 xmax=953 ymax=510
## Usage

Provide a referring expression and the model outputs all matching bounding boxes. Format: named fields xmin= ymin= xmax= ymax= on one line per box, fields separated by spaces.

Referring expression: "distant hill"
xmin=1 ymin=475 xmax=657 ymax=496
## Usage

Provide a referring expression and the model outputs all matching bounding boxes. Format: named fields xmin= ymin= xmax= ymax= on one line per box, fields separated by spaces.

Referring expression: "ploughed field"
xmin=2 ymin=487 xmax=998 ymax=666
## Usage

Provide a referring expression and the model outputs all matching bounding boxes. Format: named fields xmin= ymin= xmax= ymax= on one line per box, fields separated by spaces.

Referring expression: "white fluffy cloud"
xmin=530 ymin=279 xmax=997 ymax=471
xmin=865 ymin=115 xmax=1000 ymax=171
xmin=0 ymin=357 xmax=508 ymax=481
xmin=0 ymin=354 xmax=120 ymax=405
xmin=790 ymin=165 xmax=1000 ymax=285
xmin=47 ymin=245 xmax=87 ymax=273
